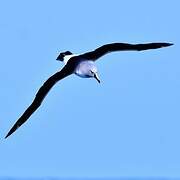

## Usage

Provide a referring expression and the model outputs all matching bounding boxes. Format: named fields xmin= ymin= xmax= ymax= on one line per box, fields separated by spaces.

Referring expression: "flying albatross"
xmin=5 ymin=42 xmax=173 ymax=138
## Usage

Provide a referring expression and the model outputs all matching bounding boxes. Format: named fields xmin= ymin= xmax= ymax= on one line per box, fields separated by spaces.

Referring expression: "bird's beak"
xmin=94 ymin=72 xmax=101 ymax=83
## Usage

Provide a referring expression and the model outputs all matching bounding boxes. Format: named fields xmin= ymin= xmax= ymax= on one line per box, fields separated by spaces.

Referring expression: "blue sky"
xmin=0 ymin=0 xmax=179 ymax=178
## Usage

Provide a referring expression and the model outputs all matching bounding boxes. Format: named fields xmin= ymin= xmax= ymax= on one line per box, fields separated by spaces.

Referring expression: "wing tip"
xmin=5 ymin=129 xmax=14 ymax=139
xmin=5 ymin=135 xmax=9 ymax=139
xmin=163 ymin=42 xmax=174 ymax=47
xmin=5 ymin=124 xmax=20 ymax=139
xmin=5 ymin=132 xmax=11 ymax=139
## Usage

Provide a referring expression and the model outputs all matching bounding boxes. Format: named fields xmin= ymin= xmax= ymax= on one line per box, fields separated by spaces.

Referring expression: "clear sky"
xmin=0 ymin=0 xmax=179 ymax=178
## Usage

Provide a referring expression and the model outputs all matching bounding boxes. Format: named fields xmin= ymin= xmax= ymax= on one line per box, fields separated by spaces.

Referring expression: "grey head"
xmin=75 ymin=60 xmax=101 ymax=83
xmin=56 ymin=51 xmax=73 ymax=61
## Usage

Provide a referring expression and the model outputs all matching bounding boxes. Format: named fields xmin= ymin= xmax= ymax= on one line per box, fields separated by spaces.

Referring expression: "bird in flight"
xmin=5 ymin=42 xmax=173 ymax=138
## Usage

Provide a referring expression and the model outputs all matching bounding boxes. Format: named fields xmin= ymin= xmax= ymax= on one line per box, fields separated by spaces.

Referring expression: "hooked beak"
xmin=94 ymin=72 xmax=101 ymax=83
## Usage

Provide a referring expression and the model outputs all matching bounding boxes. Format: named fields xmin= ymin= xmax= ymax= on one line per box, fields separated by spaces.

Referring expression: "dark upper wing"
xmin=79 ymin=42 xmax=173 ymax=61
xmin=5 ymin=65 xmax=73 ymax=139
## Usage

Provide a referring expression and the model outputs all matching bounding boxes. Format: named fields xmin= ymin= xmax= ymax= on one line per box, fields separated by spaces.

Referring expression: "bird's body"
xmin=61 ymin=54 xmax=100 ymax=81
xmin=5 ymin=42 xmax=173 ymax=138
xmin=62 ymin=54 xmax=97 ymax=78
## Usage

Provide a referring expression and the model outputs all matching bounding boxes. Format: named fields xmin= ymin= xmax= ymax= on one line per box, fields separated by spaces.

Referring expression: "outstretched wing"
xmin=5 ymin=65 xmax=73 ymax=138
xmin=79 ymin=42 xmax=173 ymax=61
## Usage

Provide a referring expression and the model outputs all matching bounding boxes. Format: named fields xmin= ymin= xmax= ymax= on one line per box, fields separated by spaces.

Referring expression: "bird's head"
xmin=56 ymin=51 xmax=73 ymax=62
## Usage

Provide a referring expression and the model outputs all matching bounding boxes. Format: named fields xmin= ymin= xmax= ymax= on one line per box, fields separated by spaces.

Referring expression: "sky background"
xmin=0 ymin=0 xmax=179 ymax=178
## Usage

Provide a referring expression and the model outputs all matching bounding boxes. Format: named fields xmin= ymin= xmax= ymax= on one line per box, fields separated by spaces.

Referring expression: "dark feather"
xmin=80 ymin=42 xmax=173 ymax=61
xmin=5 ymin=65 xmax=73 ymax=138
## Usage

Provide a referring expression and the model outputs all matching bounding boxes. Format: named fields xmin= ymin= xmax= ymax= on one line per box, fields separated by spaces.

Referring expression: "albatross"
xmin=5 ymin=42 xmax=173 ymax=138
